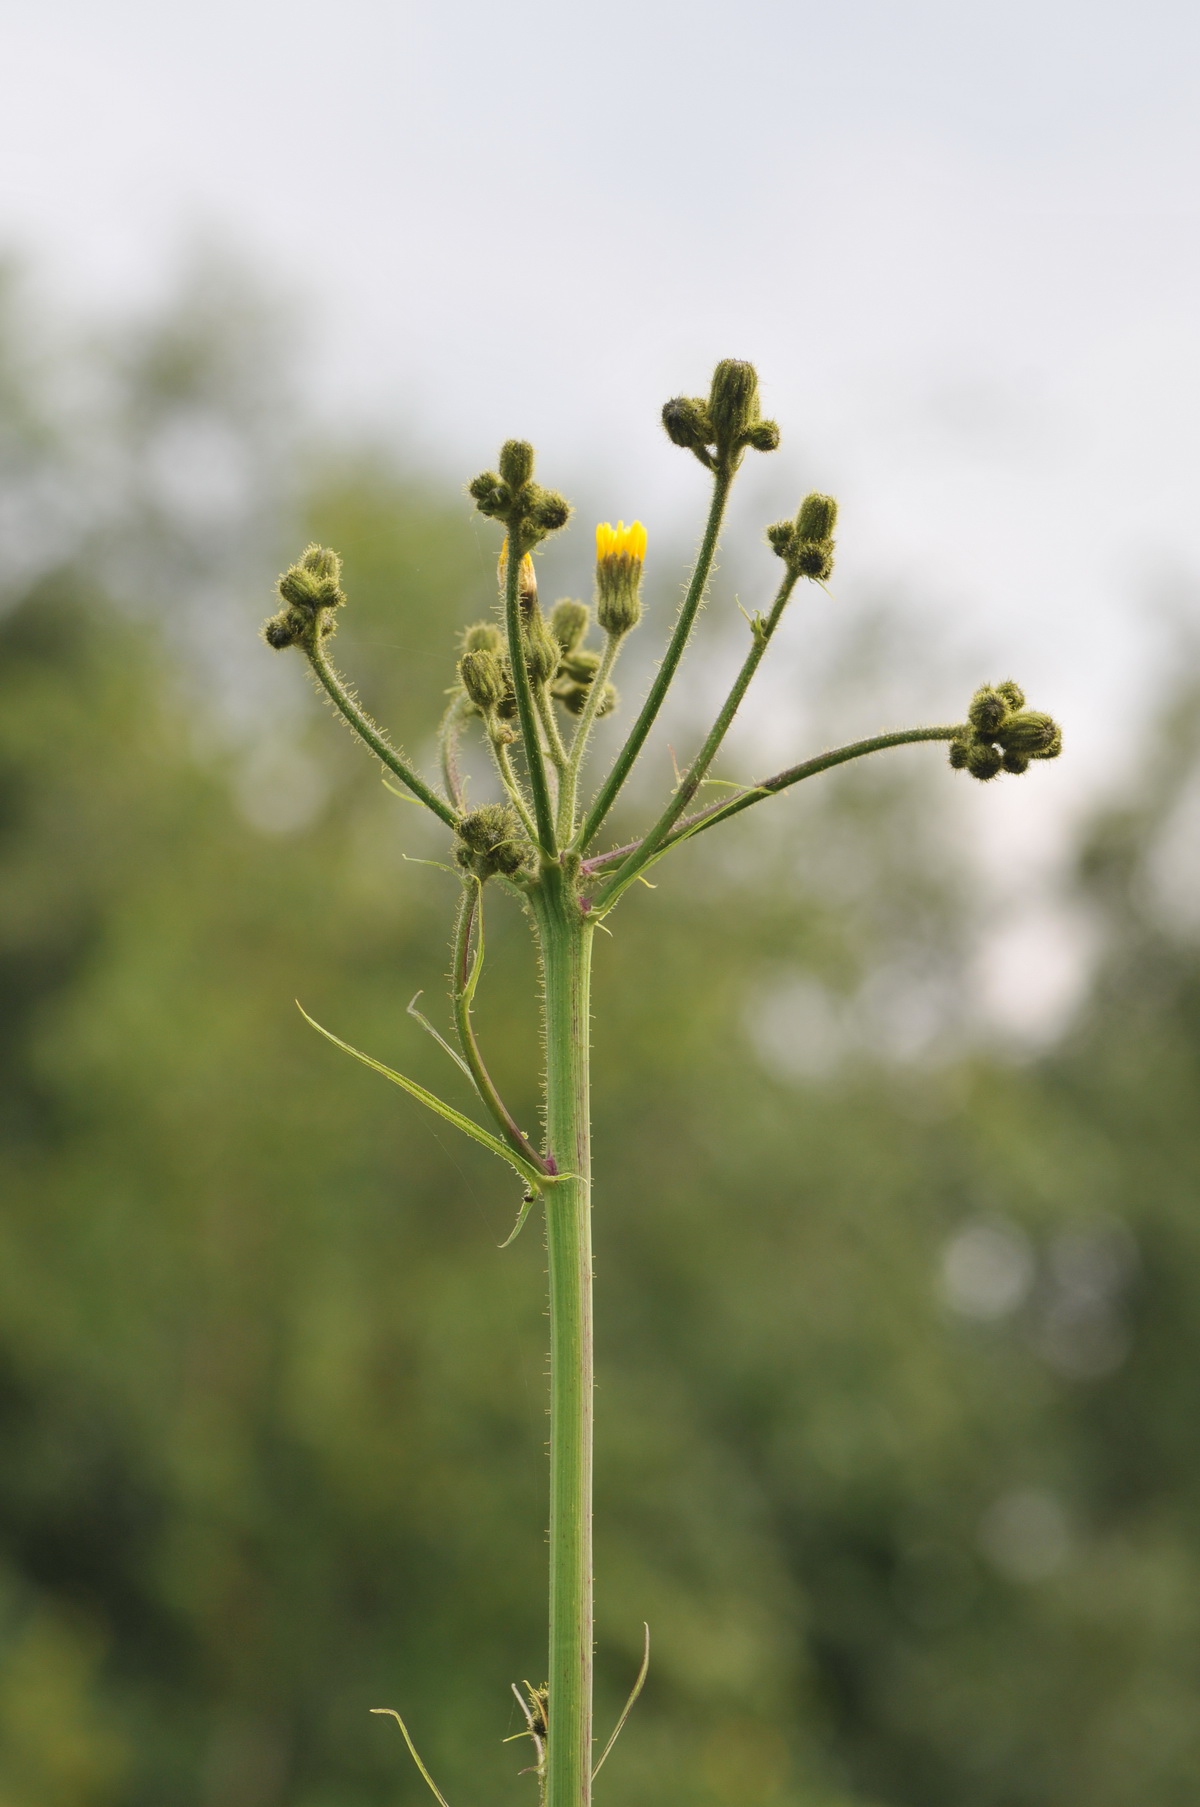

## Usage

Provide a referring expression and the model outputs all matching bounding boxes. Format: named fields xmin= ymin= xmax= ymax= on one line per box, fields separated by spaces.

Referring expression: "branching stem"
xmin=504 ymin=543 xmax=558 ymax=854
xmin=307 ymin=642 xmax=459 ymax=829
xmin=578 ymin=465 xmax=733 ymax=850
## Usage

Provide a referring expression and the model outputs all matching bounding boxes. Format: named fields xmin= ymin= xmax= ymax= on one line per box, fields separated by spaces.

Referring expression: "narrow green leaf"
xmin=370 ymin=1709 xmax=453 ymax=1807
xmin=297 ymin=1004 xmax=550 ymax=1194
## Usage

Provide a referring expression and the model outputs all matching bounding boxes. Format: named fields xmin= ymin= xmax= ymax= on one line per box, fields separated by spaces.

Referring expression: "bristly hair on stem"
xmin=258 ymin=359 xmax=1062 ymax=1807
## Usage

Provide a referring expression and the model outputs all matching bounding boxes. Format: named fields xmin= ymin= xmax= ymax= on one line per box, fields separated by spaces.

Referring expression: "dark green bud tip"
xmin=461 ymin=619 xmax=504 ymax=655
xmin=468 ymin=471 xmax=511 ymax=519
xmin=794 ymin=541 xmax=835 ymax=581
xmin=529 ymin=490 xmax=571 ymax=534
xmin=549 ymin=598 xmax=589 ymax=653
xmin=745 ymin=419 xmax=781 ymax=452
xmin=662 ymin=395 xmax=714 ymax=450
xmin=499 ymin=439 xmax=535 ymax=489
xmin=1002 ymin=749 xmax=1030 ymax=774
xmin=263 ymin=613 xmax=298 ymax=650
xmin=966 ymin=741 xmax=1004 ymax=781
xmin=455 ymin=803 xmax=532 ymax=880
xmin=459 ymin=647 xmax=507 ymax=711
xmin=967 ymin=686 xmax=1009 ymax=738
xmin=708 ymin=359 xmax=761 ymax=446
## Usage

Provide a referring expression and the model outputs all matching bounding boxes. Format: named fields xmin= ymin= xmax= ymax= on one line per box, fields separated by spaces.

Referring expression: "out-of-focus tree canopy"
xmin=1 ymin=267 xmax=1199 ymax=1807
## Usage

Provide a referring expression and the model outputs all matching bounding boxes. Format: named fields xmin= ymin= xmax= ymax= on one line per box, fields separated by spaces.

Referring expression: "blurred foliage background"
xmin=2 ymin=263 xmax=1200 ymax=1807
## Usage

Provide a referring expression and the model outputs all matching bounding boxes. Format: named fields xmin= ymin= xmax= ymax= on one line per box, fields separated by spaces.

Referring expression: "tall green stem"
xmin=532 ymin=876 xmax=594 ymax=1807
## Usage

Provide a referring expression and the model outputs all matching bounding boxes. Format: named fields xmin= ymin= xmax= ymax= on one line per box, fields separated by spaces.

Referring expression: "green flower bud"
xmin=263 ymin=613 xmax=298 ymax=650
xmin=966 ymin=742 xmax=1004 ymax=781
xmin=793 ymin=540 xmax=835 ymax=581
xmin=796 ymin=494 xmax=838 ymax=542
xmin=948 ymin=737 xmax=970 ymax=770
xmin=996 ymin=679 xmax=1025 ymax=711
xmin=455 ymin=804 xmax=533 ymax=880
xmin=524 ymin=607 xmax=560 ymax=685
xmin=745 ymin=419 xmax=781 ymax=452
xmin=459 ymin=647 xmax=507 ymax=711
xmin=549 ymin=598 xmax=589 ymax=653
xmin=468 ymin=471 xmax=511 ymax=519
xmin=461 ymin=619 xmax=504 ymax=655
xmin=499 ymin=439 xmax=535 ymax=489
xmin=529 ymin=490 xmax=571 ymax=534
xmin=557 ymin=648 xmax=601 ymax=685
xmin=1002 ymin=749 xmax=1030 ymax=774
xmin=662 ymin=395 xmax=714 ymax=450
xmin=708 ymin=359 xmax=760 ymax=448
xmin=766 ymin=521 xmax=796 ymax=558
xmin=997 ymin=710 xmax=1060 ymax=757
xmin=967 ymin=686 xmax=1010 ymax=739
xmin=300 ymin=544 xmax=341 ymax=583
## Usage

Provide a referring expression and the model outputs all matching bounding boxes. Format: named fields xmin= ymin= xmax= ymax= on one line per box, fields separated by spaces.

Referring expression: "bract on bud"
xmin=594 ymin=520 xmax=646 ymax=637
xmin=499 ymin=439 xmax=535 ymax=489
xmin=549 ymin=599 xmax=589 ymax=653
xmin=459 ymin=648 xmax=507 ymax=712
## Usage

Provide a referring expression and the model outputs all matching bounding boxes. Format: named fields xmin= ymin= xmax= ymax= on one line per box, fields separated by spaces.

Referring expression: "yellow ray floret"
xmin=595 ymin=520 xmax=647 ymax=565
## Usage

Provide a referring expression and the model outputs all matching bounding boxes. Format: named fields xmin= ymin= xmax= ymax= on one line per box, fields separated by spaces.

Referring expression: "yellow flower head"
xmin=594 ymin=520 xmax=646 ymax=636
xmin=595 ymin=520 xmax=647 ymax=566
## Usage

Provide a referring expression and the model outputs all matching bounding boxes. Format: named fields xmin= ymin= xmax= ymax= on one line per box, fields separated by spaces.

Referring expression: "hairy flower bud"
xmin=549 ymin=598 xmax=589 ymax=653
xmin=459 ymin=647 xmax=507 ymax=711
xmin=967 ymin=686 xmax=1010 ymax=739
xmin=594 ymin=520 xmax=646 ymax=637
xmin=499 ymin=438 xmax=535 ymax=489
xmin=264 ymin=544 xmax=346 ymax=651
xmin=455 ymin=803 xmax=531 ymax=880
xmin=662 ymin=395 xmax=714 ymax=451
xmin=997 ymin=710 xmax=1060 ymax=757
xmin=461 ymin=620 xmax=504 ymax=655
xmin=524 ymin=607 xmax=560 ymax=685
xmin=966 ymin=741 xmax=1004 ymax=781
xmin=796 ymin=494 xmax=838 ymax=543
xmin=708 ymin=359 xmax=760 ymax=445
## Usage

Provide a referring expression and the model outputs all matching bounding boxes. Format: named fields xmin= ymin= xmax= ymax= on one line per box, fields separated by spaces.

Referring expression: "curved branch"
xmin=307 ymin=642 xmax=459 ymax=829
xmin=587 ymin=724 xmax=962 ymax=905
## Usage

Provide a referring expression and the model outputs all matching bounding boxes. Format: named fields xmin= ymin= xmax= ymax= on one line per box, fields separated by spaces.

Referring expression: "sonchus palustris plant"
xmin=261 ymin=360 xmax=1062 ymax=1807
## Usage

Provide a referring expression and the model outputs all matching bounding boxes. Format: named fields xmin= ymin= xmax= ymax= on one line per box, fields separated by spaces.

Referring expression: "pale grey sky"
xmin=4 ymin=0 xmax=1200 ymax=1028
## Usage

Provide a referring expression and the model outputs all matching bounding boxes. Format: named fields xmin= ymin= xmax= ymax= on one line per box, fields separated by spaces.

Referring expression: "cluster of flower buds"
xmin=766 ymin=492 xmax=839 ymax=582
xmin=468 ymin=440 xmax=571 ymax=553
xmin=662 ymin=359 xmax=781 ymax=470
xmin=454 ymin=803 xmax=533 ymax=880
xmin=950 ymin=681 xmax=1063 ymax=780
xmin=262 ymin=544 xmax=346 ymax=652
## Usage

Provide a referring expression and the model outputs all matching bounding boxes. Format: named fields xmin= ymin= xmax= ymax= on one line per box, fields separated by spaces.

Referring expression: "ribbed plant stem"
xmin=533 ymin=877 xmax=594 ymax=1807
